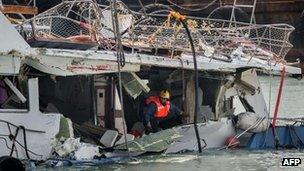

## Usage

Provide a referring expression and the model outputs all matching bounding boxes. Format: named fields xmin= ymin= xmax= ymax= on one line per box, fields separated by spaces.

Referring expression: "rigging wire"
xmin=262 ymin=64 xmax=273 ymax=147
xmin=218 ymin=116 xmax=266 ymax=150
xmin=138 ymin=3 xmax=174 ymax=14
xmin=166 ymin=0 xmax=218 ymax=12
xmin=9 ymin=126 xmax=34 ymax=159
xmin=289 ymin=125 xmax=304 ymax=146
xmin=110 ymin=0 xmax=125 ymax=67
xmin=0 ymin=120 xmax=43 ymax=158
xmin=136 ymin=0 xmax=148 ymax=18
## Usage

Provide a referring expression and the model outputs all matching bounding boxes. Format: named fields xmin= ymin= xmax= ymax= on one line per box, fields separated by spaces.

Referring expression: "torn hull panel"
xmin=236 ymin=69 xmax=269 ymax=117
xmin=114 ymin=128 xmax=182 ymax=153
xmin=165 ymin=119 xmax=236 ymax=153
xmin=115 ymin=119 xmax=236 ymax=154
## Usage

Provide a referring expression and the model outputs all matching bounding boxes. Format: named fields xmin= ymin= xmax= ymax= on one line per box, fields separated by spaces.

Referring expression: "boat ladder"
xmin=229 ymin=0 xmax=257 ymax=25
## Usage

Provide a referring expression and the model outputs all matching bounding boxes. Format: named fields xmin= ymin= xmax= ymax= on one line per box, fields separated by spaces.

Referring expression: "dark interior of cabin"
xmin=0 ymin=67 xmax=232 ymax=133
xmin=38 ymin=75 xmax=95 ymax=124
xmin=0 ymin=76 xmax=28 ymax=110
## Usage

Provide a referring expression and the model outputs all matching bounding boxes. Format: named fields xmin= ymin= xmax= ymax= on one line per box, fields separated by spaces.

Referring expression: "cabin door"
xmin=96 ymin=88 xmax=106 ymax=127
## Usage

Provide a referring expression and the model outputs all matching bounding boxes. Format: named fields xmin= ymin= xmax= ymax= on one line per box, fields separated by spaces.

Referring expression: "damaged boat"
xmin=0 ymin=0 xmax=303 ymax=168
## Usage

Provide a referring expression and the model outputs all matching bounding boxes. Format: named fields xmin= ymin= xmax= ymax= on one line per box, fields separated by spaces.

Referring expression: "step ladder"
xmin=229 ymin=0 xmax=257 ymax=25
xmin=228 ymin=0 xmax=258 ymax=64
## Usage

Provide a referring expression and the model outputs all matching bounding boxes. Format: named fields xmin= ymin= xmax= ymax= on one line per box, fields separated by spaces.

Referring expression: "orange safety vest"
xmin=146 ymin=96 xmax=170 ymax=118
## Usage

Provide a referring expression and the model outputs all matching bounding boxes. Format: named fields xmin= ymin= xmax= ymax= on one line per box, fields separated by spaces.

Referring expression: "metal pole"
xmin=111 ymin=0 xmax=129 ymax=153
xmin=271 ymin=66 xmax=286 ymax=148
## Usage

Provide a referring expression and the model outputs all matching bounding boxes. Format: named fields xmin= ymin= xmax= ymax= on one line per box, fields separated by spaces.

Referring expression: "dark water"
xmin=35 ymin=76 xmax=304 ymax=171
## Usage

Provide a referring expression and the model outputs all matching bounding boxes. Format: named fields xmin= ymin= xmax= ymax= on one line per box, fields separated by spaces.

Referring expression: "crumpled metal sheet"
xmin=114 ymin=128 xmax=182 ymax=152
xmin=120 ymin=72 xmax=150 ymax=99
xmin=165 ymin=120 xmax=236 ymax=153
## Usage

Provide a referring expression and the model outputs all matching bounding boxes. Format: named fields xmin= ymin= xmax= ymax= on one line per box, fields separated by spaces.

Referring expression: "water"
xmin=36 ymin=151 xmax=304 ymax=171
xmin=259 ymin=76 xmax=304 ymax=118
xmin=106 ymin=151 xmax=304 ymax=171
xmin=35 ymin=76 xmax=304 ymax=171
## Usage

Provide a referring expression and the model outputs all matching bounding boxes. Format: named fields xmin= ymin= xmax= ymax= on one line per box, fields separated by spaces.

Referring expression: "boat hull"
xmin=165 ymin=119 xmax=236 ymax=153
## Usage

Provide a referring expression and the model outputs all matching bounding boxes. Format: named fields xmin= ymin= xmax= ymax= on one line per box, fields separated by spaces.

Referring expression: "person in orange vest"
xmin=143 ymin=90 xmax=183 ymax=133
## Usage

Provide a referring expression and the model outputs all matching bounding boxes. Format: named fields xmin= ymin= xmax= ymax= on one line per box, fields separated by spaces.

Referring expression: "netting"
xmin=18 ymin=0 xmax=134 ymax=50
xmin=18 ymin=0 xmax=294 ymax=63
xmin=21 ymin=1 xmax=103 ymax=42
xmin=124 ymin=15 xmax=294 ymax=62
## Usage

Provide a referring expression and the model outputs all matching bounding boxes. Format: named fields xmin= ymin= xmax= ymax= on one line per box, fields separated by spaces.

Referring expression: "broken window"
xmin=0 ymin=77 xmax=28 ymax=111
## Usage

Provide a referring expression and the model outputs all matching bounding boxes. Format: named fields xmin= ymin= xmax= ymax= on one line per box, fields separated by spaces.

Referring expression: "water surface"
xmin=259 ymin=76 xmax=304 ymax=118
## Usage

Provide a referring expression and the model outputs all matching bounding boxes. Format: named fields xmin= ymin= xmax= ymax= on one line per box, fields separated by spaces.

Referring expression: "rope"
xmin=166 ymin=11 xmax=186 ymax=27
xmin=218 ymin=116 xmax=266 ymax=150
xmin=235 ymin=117 xmax=266 ymax=139
xmin=167 ymin=11 xmax=203 ymax=153
xmin=290 ymin=125 xmax=304 ymax=147
xmin=8 ymin=125 xmax=43 ymax=159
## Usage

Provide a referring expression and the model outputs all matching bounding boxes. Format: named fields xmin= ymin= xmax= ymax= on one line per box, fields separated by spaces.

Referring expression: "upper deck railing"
xmin=17 ymin=0 xmax=294 ymax=64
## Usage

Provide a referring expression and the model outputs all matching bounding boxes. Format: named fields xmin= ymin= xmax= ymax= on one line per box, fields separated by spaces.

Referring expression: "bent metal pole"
xmin=271 ymin=65 xmax=286 ymax=147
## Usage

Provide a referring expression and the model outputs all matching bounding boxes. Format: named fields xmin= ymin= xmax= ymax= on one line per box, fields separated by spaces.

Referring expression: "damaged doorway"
xmin=96 ymin=88 xmax=106 ymax=127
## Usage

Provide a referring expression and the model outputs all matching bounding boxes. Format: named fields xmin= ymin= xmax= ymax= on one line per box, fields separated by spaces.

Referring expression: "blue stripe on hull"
xmin=246 ymin=126 xmax=304 ymax=149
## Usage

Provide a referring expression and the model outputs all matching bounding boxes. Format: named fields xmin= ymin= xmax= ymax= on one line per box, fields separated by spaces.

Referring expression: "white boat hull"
xmin=0 ymin=78 xmax=69 ymax=160
xmin=0 ymin=113 xmax=61 ymax=160
xmin=165 ymin=119 xmax=236 ymax=153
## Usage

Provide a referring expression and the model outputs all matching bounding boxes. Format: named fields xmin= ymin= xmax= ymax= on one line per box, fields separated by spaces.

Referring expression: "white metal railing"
xmin=17 ymin=0 xmax=294 ymax=64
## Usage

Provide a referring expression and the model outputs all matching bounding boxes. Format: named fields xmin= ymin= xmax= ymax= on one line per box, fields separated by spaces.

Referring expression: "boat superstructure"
xmin=0 ymin=0 xmax=302 ymax=166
